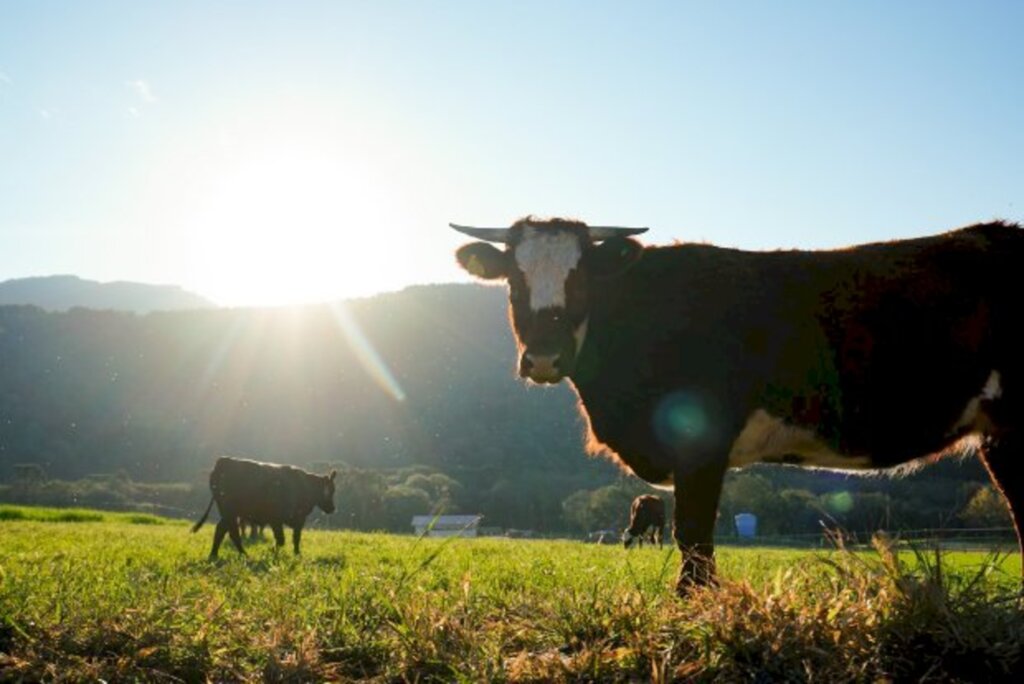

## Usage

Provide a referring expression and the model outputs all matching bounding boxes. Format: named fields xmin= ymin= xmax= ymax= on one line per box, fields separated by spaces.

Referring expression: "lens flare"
xmin=328 ymin=302 xmax=406 ymax=402
xmin=653 ymin=390 xmax=708 ymax=449
xmin=824 ymin=491 xmax=855 ymax=514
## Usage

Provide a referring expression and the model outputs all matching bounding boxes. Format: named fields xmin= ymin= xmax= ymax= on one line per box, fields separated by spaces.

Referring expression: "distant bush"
xmin=0 ymin=505 xmax=102 ymax=522
xmin=50 ymin=510 xmax=105 ymax=522
xmin=0 ymin=504 xmax=173 ymax=524
xmin=125 ymin=514 xmax=163 ymax=525
xmin=0 ymin=506 xmax=27 ymax=520
xmin=0 ymin=476 xmax=203 ymax=520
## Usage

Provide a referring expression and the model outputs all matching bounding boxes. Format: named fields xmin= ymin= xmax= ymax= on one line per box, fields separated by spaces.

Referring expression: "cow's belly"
xmin=728 ymin=408 xmax=872 ymax=469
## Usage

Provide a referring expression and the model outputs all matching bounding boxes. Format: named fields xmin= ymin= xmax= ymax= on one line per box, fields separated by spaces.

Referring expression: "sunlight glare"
xmin=185 ymin=145 xmax=414 ymax=306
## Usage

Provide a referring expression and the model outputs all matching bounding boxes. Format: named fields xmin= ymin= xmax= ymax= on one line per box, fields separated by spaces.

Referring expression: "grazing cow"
xmin=451 ymin=216 xmax=1024 ymax=594
xmin=623 ymin=494 xmax=666 ymax=549
xmin=192 ymin=456 xmax=336 ymax=558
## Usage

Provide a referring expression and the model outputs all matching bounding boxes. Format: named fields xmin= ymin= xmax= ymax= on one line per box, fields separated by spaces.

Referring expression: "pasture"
xmin=1 ymin=506 xmax=1022 ymax=682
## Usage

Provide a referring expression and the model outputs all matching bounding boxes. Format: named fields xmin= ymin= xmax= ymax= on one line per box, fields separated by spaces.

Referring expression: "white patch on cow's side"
xmin=573 ymin=317 xmax=589 ymax=355
xmin=514 ymin=227 xmax=582 ymax=311
xmin=728 ymin=409 xmax=872 ymax=469
xmin=950 ymin=370 xmax=1002 ymax=435
xmin=650 ymin=472 xmax=674 ymax=492
xmin=983 ymin=370 xmax=1003 ymax=400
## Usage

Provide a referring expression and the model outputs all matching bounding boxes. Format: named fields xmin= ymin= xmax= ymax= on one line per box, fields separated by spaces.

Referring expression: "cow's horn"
xmin=449 ymin=223 xmax=511 ymax=243
xmin=587 ymin=226 xmax=649 ymax=241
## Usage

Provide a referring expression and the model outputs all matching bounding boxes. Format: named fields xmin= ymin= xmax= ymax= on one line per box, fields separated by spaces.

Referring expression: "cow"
xmin=623 ymin=494 xmax=666 ymax=549
xmin=451 ymin=216 xmax=1024 ymax=594
xmin=192 ymin=456 xmax=336 ymax=559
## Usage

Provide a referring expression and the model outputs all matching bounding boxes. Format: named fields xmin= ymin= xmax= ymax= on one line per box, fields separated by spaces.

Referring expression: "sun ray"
xmin=328 ymin=302 xmax=406 ymax=403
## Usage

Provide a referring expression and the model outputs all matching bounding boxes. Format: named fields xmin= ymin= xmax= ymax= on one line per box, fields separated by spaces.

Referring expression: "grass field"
xmin=1 ymin=506 xmax=1022 ymax=682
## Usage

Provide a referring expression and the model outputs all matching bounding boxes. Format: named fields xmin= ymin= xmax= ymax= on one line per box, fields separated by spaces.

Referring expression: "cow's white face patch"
xmin=514 ymin=228 xmax=582 ymax=312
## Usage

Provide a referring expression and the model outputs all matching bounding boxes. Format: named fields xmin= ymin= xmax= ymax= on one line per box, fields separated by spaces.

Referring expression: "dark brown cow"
xmin=192 ymin=456 xmax=336 ymax=558
xmin=623 ymin=494 xmax=666 ymax=549
xmin=452 ymin=216 xmax=1024 ymax=594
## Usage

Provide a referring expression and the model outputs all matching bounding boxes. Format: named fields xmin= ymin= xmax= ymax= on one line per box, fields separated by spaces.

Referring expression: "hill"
xmin=0 ymin=275 xmax=214 ymax=312
xmin=0 ymin=283 xmax=623 ymax=528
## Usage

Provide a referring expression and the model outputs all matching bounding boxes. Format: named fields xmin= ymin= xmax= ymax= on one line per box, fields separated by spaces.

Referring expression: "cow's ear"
xmin=586 ymin=237 xmax=643 ymax=279
xmin=456 ymin=242 xmax=509 ymax=280
xmin=329 ymin=470 xmax=337 ymax=482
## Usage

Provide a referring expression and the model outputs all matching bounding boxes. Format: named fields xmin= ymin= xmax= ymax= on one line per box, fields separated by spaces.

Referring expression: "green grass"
xmin=1 ymin=505 xmax=1022 ymax=682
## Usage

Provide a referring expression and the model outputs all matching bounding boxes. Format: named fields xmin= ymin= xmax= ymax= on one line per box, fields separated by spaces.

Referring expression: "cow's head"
xmin=622 ymin=528 xmax=638 ymax=549
xmin=452 ymin=217 xmax=646 ymax=384
xmin=319 ymin=470 xmax=337 ymax=514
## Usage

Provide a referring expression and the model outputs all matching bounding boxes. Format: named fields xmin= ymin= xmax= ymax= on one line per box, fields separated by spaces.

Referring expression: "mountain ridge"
xmin=0 ymin=274 xmax=214 ymax=313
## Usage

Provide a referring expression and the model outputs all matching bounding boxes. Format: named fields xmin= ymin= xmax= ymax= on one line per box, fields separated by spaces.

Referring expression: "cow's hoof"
xmin=675 ymin=566 xmax=717 ymax=597
xmin=675 ymin=575 xmax=716 ymax=597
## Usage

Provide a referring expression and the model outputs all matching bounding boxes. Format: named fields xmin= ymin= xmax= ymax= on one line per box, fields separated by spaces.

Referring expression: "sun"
xmin=184 ymin=145 xmax=414 ymax=307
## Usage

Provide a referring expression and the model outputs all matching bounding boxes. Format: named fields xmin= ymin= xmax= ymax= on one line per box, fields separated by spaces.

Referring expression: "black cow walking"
xmin=452 ymin=216 xmax=1024 ymax=594
xmin=192 ymin=456 xmax=336 ymax=558
xmin=623 ymin=494 xmax=665 ymax=549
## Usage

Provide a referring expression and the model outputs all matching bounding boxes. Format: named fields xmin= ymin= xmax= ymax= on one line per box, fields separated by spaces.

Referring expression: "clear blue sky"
xmin=2 ymin=1 xmax=1022 ymax=305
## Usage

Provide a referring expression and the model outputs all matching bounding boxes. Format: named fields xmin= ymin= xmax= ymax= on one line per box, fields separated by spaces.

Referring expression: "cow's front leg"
xmin=978 ymin=429 xmax=1024 ymax=581
xmin=271 ymin=523 xmax=286 ymax=550
xmin=291 ymin=524 xmax=303 ymax=555
xmin=673 ymin=456 xmax=727 ymax=595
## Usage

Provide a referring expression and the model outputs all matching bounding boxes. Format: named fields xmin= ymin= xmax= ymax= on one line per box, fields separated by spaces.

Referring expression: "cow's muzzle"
xmin=519 ymin=351 xmax=566 ymax=384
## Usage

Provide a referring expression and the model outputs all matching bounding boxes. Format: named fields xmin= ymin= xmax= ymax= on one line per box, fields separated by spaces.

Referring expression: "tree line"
xmin=1 ymin=457 xmax=1008 ymax=538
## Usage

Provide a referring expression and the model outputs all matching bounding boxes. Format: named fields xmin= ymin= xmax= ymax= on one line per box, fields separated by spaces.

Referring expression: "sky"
xmin=1 ymin=1 xmax=1022 ymax=306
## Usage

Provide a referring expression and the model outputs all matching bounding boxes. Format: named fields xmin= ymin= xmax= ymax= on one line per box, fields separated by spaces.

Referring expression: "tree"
xmin=562 ymin=490 xmax=594 ymax=533
xmin=775 ymin=488 xmax=821 ymax=534
xmin=381 ymin=485 xmax=432 ymax=532
xmin=12 ymin=463 xmax=47 ymax=483
xmin=959 ymin=486 xmax=1012 ymax=528
xmin=404 ymin=472 xmax=464 ymax=513
xmin=717 ymin=472 xmax=776 ymax=533
xmin=559 ymin=479 xmax=661 ymax=534
xmin=332 ymin=468 xmax=386 ymax=530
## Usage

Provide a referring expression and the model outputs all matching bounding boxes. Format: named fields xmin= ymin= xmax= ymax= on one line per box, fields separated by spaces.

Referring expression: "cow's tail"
xmin=192 ymin=495 xmax=215 ymax=533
